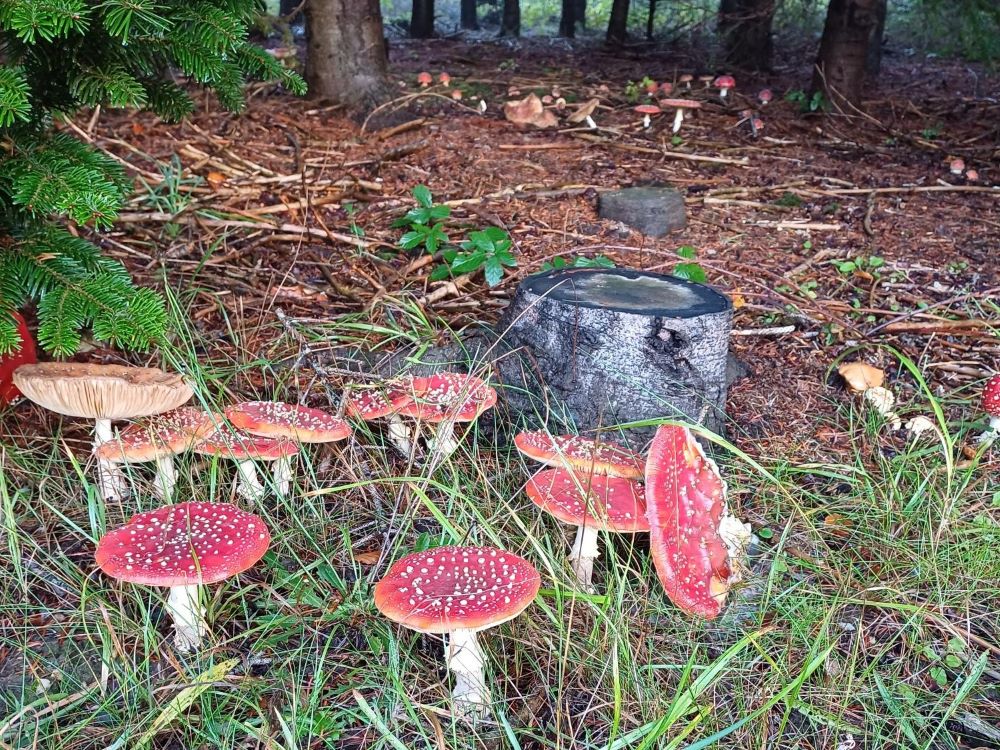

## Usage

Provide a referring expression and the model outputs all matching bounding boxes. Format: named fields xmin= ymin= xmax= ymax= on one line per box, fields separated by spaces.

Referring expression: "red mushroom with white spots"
xmin=96 ymin=501 xmax=270 ymax=651
xmin=526 ymin=468 xmax=648 ymax=590
xmin=345 ymin=383 xmax=414 ymax=455
xmin=977 ymin=374 xmax=1000 ymax=444
xmin=194 ymin=427 xmax=298 ymax=500
xmin=514 ymin=431 xmax=645 ymax=480
xmin=226 ymin=401 xmax=352 ymax=497
xmin=95 ymin=407 xmax=217 ymax=500
xmin=644 ymin=424 xmax=750 ymax=620
xmin=714 ymin=74 xmax=735 ymax=101
xmin=374 ymin=545 xmax=540 ymax=719
xmin=398 ymin=372 xmax=497 ymax=457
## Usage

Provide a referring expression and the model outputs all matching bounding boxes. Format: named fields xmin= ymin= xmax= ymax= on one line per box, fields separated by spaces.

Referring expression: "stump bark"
xmin=495 ymin=269 xmax=732 ymax=447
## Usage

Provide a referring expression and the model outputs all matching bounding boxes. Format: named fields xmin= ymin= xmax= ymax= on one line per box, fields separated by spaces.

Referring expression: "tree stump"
xmin=597 ymin=186 xmax=686 ymax=237
xmin=495 ymin=269 xmax=732 ymax=447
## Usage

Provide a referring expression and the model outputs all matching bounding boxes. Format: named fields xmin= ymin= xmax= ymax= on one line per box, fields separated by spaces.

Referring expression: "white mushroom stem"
xmin=93 ymin=418 xmax=129 ymax=503
xmin=235 ymin=460 xmax=265 ymax=500
xmin=445 ymin=628 xmax=489 ymax=719
xmin=273 ymin=456 xmax=293 ymax=498
xmin=719 ymin=89 xmax=728 ymax=100
xmin=153 ymin=456 xmax=177 ymax=501
xmin=975 ymin=416 xmax=1000 ymax=444
xmin=569 ymin=524 xmax=600 ymax=590
xmin=386 ymin=415 xmax=413 ymax=455
xmin=671 ymin=108 xmax=685 ymax=133
xmin=165 ymin=584 xmax=206 ymax=652
xmin=428 ymin=421 xmax=460 ymax=458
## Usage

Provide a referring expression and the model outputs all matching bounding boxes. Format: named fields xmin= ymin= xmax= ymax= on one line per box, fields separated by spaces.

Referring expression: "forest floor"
xmin=1 ymin=36 xmax=999 ymax=750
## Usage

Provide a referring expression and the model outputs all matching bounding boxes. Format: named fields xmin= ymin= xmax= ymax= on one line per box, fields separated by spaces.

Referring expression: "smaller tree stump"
xmin=495 ymin=268 xmax=732 ymax=447
xmin=597 ymin=186 xmax=686 ymax=237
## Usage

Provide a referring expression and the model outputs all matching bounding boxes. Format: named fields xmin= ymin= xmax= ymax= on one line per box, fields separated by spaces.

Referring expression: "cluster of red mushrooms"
xmin=630 ymin=73 xmax=771 ymax=137
xmin=5 ymin=355 xmax=1000 ymax=720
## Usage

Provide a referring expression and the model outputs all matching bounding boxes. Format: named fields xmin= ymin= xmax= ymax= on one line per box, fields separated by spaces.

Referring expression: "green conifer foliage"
xmin=0 ymin=0 xmax=305 ymax=355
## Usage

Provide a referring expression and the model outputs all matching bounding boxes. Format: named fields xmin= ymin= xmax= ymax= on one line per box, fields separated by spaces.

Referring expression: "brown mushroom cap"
xmin=345 ymin=385 xmax=413 ymax=421
xmin=837 ymin=361 xmax=885 ymax=393
xmin=526 ymin=468 xmax=649 ymax=533
xmin=514 ymin=431 xmax=645 ymax=480
xmin=13 ymin=362 xmax=192 ymax=420
xmin=96 ymin=407 xmax=217 ymax=463
xmin=397 ymin=372 xmax=497 ymax=424
xmin=226 ymin=401 xmax=352 ymax=444
xmin=194 ymin=427 xmax=298 ymax=461
xmin=373 ymin=545 xmax=540 ymax=634
xmin=659 ymin=98 xmax=702 ymax=110
xmin=95 ymin=501 xmax=270 ymax=586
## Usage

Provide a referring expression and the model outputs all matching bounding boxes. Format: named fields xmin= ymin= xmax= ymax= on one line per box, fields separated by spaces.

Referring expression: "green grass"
xmin=1 ymin=292 xmax=998 ymax=749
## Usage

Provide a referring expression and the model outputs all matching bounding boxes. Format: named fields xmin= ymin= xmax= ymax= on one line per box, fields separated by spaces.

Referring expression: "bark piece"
xmin=597 ymin=187 xmax=686 ymax=237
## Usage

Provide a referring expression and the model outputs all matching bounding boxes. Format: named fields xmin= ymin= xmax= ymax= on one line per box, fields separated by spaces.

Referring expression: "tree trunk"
xmin=812 ymin=0 xmax=881 ymax=109
xmin=718 ymin=0 xmax=775 ymax=70
xmin=559 ymin=0 xmax=576 ymax=37
xmin=305 ymin=0 xmax=393 ymax=112
xmin=865 ymin=0 xmax=887 ymax=75
xmin=410 ymin=0 xmax=435 ymax=38
xmin=606 ymin=0 xmax=630 ymax=46
xmin=646 ymin=0 xmax=656 ymax=40
xmin=461 ymin=0 xmax=479 ymax=29
xmin=495 ymin=268 xmax=733 ymax=448
xmin=500 ymin=0 xmax=520 ymax=36
xmin=576 ymin=0 xmax=587 ymax=29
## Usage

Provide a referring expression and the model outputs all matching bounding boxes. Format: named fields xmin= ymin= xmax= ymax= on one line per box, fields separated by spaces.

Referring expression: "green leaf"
xmin=412 ymin=184 xmax=433 ymax=208
xmin=450 ymin=252 xmax=485 ymax=274
xmin=398 ymin=230 xmax=425 ymax=250
xmin=483 ymin=256 xmax=504 ymax=287
xmin=429 ymin=264 xmax=452 ymax=282
xmin=137 ymin=659 xmax=238 ymax=748
xmin=676 ymin=245 xmax=698 ymax=260
xmin=673 ymin=262 xmax=707 ymax=283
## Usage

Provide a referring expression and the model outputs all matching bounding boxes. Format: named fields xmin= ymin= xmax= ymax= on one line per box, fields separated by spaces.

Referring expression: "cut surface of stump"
xmin=495 ymin=268 xmax=732 ymax=447
xmin=597 ymin=186 xmax=686 ymax=237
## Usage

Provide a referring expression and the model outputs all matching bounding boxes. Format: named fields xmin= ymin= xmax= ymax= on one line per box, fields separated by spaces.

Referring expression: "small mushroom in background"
xmin=678 ymin=73 xmax=693 ymax=90
xmin=634 ymin=103 xmax=661 ymax=128
xmin=194 ymin=427 xmax=298 ymax=500
xmin=644 ymin=424 xmax=750 ymax=620
xmin=96 ymin=501 xmax=270 ymax=652
xmin=374 ymin=545 xmax=540 ymax=720
xmin=965 ymin=168 xmax=979 ymax=182
xmin=644 ymin=79 xmax=659 ymax=96
xmin=13 ymin=363 xmax=193 ymax=503
xmin=949 ymin=157 xmax=965 ymax=175
xmin=438 ymin=71 xmax=451 ymax=86
xmin=417 ymin=71 xmax=433 ymax=87
xmin=398 ymin=372 xmax=496 ymax=457
xmin=95 ymin=407 xmax=216 ymax=500
xmin=837 ymin=361 xmax=901 ymax=430
xmin=0 ymin=312 xmax=36 ymax=406
xmin=451 ymin=88 xmax=464 ymax=101
xmin=758 ymin=88 xmax=773 ymax=105
xmin=976 ymin=374 xmax=1000 ymax=444
xmin=514 ymin=430 xmax=645 ymax=480
xmin=226 ymin=401 xmax=352 ymax=497
xmin=345 ymin=384 xmax=414 ymax=455
xmin=697 ymin=74 xmax=714 ymax=89
xmin=659 ymin=81 xmax=673 ymax=96
xmin=658 ymin=98 xmax=701 ymax=133
xmin=714 ymin=74 xmax=736 ymax=101
xmin=526 ymin=468 xmax=648 ymax=590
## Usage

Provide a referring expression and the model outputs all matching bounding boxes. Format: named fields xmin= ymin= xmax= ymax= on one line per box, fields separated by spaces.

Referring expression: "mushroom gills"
xmin=165 ymin=584 xmax=206 ymax=652
xmin=446 ymin=628 xmax=489 ymax=718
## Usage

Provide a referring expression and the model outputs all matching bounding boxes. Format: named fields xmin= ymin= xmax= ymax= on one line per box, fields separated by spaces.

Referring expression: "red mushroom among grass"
xmin=526 ymin=468 xmax=648 ymax=590
xmin=226 ymin=401 xmax=351 ymax=497
xmin=514 ymin=431 xmax=644 ymax=480
xmin=977 ymin=374 xmax=1000 ymax=444
xmin=398 ymin=372 xmax=497 ymax=457
xmin=96 ymin=501 xmax=270 ymax=651
xmin=195 ymin=427 xmax=298 ymax=500
xmin=644 ymin=424 xmax=750 ymax=620
xmin=374 ymin=545 xmax=540 ymax=719
xmin=345 ymin=383 xmax=414 ymax=455
xmin=0 ymin=312 xmax=36 ymax=406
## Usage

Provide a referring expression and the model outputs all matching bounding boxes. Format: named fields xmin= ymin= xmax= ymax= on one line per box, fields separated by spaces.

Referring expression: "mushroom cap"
xmin=96 ymin=407 xmax=218 ymax=463
xmin=0 ymin=312 xmax=37 ymax=405
xmin=514 ymin=431 xmax=645 ymax=480
xmin=644 ymin=424 xmax=732 ymax=620
xmin=525 ymin=468 xmax=649 ymax=533
xmin=678 ymin=74 xmax=693 ymax=83
xmin=659 ymin=98 xmax=701 ymax=110
xmin=397 ymin=372 xmax=497 ymax=424
xmin=714 ymin=75 xmax=736 ymax=88
xmin=758 ymin=88 xmax=773 ymax=102
xmin=96 ymin=501 xmax=269 ymax=587
xmin=982 ymin=374 xmax=1000 ymax=417
xmin=194 ymin=426 xmax=298 ymax=461
xmin=438 ymin=71 xmax=451 ymax=83
xmin=417 ymin=71 xmax=433 ymax=84
xmin=659 ymin=82 xmax=673 ymax=94
xmin=373 ymin=545 xmax=540 ymax=634
xmin=226 ymin=401 xmax=352 ymax=444
xmin=837 ymin=361 xmax=885 ymax=393
xmin=345 ymin=384 xmax=413 ymax=421
xmin=13 ymin=362 xmax=192 ymax=420
xmin=634 ymin=104 xmax=661 ymax=115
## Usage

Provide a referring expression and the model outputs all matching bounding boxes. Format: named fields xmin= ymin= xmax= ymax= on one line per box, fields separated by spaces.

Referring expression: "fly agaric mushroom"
xmin=714 ymin=75 xmax=735 ymax=101
xmin=514 ymin=431 xmax=644 ymax=480
xmin=644 ymin=424 xmax=749 ymax=619
xmin=949 ymin=157 xmax=965 ymax=175
xmin=417 ymin=71 xmax=433 ymax=87
xmin=0 ymin=312 xmax=36 ymax=406
xmin=659 ymin=81 xmax=673 ymax=96
xmin=13 ymin=363 xmax=193 ymax=503
xmin=659 ymin=98 xmax=701 ymax=133
xmin=439 ymin=72 xmax=451 ymax=86
xmin=398 ymin=372 xmax=497 ymax=457
xmin=374 ymin=545 xmax=540 ymax=719
xmin=96 ymin=501 xmax=270 ymax=652
xmin=526 ymin=468 xmax=648 ymax=590
xmin=95 ymin=407 xmax=216 ymax=500
xmin=977 ymin=374 xmax=1000 ymax=443
xmin=345 ymin=383 xmax=414 ymax=455
xmin=451 ymin=88 xmax=464 ymax=101
xmin=225 ymin=401 xmax=351 ymax=497
xmin=965 ymin=168 xmax=979 ymax=182
xmin=194 ymin=427 xmax=298 ymax=500
xmin=758 ymin=88 xmax=773 ymax=105
xmin=634 ymin=103 xmax=661 ymax=128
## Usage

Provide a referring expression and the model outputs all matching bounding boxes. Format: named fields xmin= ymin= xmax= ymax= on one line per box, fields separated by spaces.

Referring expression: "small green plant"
xmin=836 ymin=255 xmax=885 ymax=275
xmin=432 ymin=227 xmax=517 ymax=287
xmin=775 ymin=192 xmax=804 ymax=208
xmin=137 ymin=156 xmax=203 ymax=238
xmin=394 ymin=185 xmax=451 ymax=254
xmin=624 ymin=80 xmax=640 ymax=102
xmin=920 ymin=124 xmax=941 ymax=140
xmin=785 ymin=89 xmax=826 ymax=113
xmin=540 ymin=255 xmax=616 ymax=272
xmin=672 ymin=245 xmax=707 ymax=283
